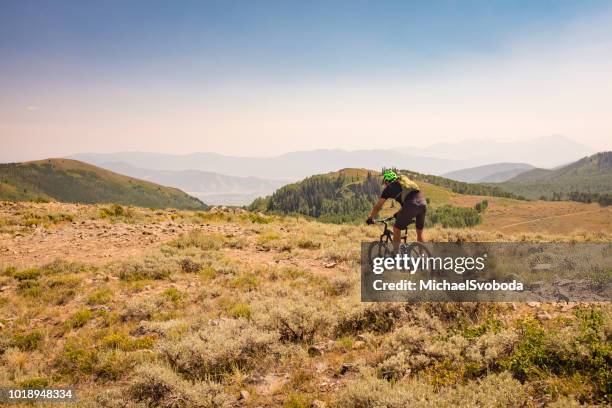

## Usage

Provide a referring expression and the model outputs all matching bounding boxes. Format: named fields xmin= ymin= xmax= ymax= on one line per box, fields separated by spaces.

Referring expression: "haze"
xmin=1 ymin=1 xmax=611 ymax=162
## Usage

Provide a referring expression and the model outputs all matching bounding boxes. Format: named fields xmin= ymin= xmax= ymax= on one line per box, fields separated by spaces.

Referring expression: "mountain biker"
xmin=366 ymin=169 xmax=426 ymax=252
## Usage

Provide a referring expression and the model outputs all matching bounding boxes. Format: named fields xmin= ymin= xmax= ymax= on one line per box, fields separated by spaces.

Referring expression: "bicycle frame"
xmin=376 ymin=217 xmax=408 ymax=244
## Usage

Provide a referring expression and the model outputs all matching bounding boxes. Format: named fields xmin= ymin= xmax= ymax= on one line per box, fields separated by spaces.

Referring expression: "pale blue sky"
xmin=1 ymin=1 xmax=611 ymax=160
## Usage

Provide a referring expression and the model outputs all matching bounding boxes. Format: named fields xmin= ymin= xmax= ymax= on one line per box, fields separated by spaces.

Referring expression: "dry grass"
xmin=0 ymin=202 xmax=610 ymax=407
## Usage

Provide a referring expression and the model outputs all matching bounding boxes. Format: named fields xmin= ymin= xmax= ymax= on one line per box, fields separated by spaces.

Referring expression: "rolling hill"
xmin=0 ymin=159 xmax=206 ymax=210
xmin=497 ymin=152 xmax=612 ymax=201
xmin=93 ymin=162 xmax=286 ymax=206
xmin=442 ymin=163 xmax=535 ymax=183
xmin=248 ymin=168 xmax=510 ymax=224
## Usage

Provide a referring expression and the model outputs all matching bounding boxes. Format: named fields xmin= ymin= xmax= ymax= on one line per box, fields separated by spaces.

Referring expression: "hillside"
xmin=0 ymin=159 xmax=206 ymax=210
xmin=498 ymin=152 xmax=612 ymax=201
xmin=95 ymin=162 xmax=286 ymax=206
xmin=442 ymin=163 xmax=534 ymax=183
xmin=249 ymin=169 xmax=381 ymax=223
xmin=248 ymin=168 xmax=518 ymax=225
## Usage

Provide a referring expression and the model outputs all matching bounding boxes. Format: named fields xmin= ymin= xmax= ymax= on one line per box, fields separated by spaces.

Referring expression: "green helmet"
xmin=382 ymin=169 xmax=398 ymax=182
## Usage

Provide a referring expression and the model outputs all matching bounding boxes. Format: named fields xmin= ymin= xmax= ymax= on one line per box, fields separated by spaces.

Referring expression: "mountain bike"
xmin=366 ymin=216 xmax=432 ymax=272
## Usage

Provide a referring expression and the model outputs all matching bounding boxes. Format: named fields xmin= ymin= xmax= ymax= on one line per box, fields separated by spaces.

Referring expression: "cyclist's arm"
xmin=368 ymin=198 xmax=387 ymax=220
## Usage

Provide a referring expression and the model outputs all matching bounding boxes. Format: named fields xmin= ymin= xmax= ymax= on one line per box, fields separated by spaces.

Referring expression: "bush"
xmin=87 ymin=289 xmax=112 ymax=305
xmin=296 ymin=238 xmax=321 ymax=250
xmin=117 ymin=258 xmax=172 ymax=281
xmin=335 ymin=303 xmax=405 ymax=336
xmin=68 ymin=309 xmax=93 ymax=329
xmin=12 ymin=268 xmax=42 ymax=281
xmin=157 ymin=319 xmax=277 ymax=380
xmin=128 ymin=363 xmax=234 ymax=408
xmin=54 ymin=339 xmax=98 ymax=376
xmin=17 ymin=279 xmax=42 ymax=298
xmin=179 ymin=258 xmax=201 ymax=273
xmin=170 ymin=231 xmax=223 ymax=250
xmin=100 ymin=204 xmax=132 ymax=218
xmin=120 ymin=297 xmax=161 ymax=322
xmin=229 ymin=303 xmax=251 ymax=319
xmin=163 ymin=287 xmax=183 ymax=303
xmin=474 ymin=199 xmax=489 ymax=213
xmin=13 ymin=330 xmax=43 ymax=351
xmin=19 ymin=377 xmax=49 ymax=389
xmin=335 ymin=371 xmax=528 ymax=408
xmin=94 ymin=350 xmax=135 ymax=382
xmin=253 ymin=297 xmax=333 ymax=344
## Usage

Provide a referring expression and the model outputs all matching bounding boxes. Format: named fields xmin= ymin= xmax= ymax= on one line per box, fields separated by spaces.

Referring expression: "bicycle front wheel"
xmin=367 ymin=241 xmax=394 ymax=266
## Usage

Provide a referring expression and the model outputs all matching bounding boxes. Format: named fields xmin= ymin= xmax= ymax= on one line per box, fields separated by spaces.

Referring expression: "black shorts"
xmin=394 ymin=202 xmax=427 ymax=230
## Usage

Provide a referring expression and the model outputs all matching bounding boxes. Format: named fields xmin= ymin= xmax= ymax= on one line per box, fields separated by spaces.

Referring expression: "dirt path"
xmin=0 ymin=220 xmax=243 ymax=269
xmin=0 ymin=218 xmax=347 ymax=278
xmin=498 ymin=208 xmax=606 ymax=229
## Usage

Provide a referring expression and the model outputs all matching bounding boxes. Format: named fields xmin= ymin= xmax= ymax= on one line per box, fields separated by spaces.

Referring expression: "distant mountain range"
xmin=70 ymin=135 xmax=595 ymax=182
xmin=92 ymin=162 xmax=286 ymax=206
xmin=64 ymin=135 xmax=602 ymax=206
xmin=497 ymin=152 xmax=612 ymax=200
xmin=70 ymin=150 xmax=464 ymax=179
xmin=442 ymin=163 xmax=536 ymax=183
xmin=400 ymin=135 xmax=595 ymax=169
xmin=0 ymin=159 xmax=206 ymax=210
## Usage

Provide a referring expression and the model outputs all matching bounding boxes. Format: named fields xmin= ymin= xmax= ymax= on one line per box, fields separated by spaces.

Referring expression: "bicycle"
xmin=366 ymin=216 xmax=432 ymax=272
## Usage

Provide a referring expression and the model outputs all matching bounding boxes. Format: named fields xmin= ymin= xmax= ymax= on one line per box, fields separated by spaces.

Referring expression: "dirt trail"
xmin=0 ymin=218 xmax=346 ymax=278
xmin=498 ymin=208 xmax=605 ymax=229
xmin=0 ymin=220 xmax=241 ymax=269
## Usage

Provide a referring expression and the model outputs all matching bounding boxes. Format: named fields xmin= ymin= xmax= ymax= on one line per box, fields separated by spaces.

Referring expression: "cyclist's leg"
xmin=415 ymin=204 xmax=427 ymax=242
xmin=392 ymin=225 xmax=402 ymax=253
xmin=393 ymin=209 xmax=413 ymax=252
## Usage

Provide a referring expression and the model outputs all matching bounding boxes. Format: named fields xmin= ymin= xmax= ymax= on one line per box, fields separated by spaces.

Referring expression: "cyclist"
xmin=366 ymin=169 xmax=426 ymax=251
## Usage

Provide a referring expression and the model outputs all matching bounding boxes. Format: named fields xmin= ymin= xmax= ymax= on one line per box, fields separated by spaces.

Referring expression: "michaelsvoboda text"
xmin=372 ymin=279 xmax=524 ymax=292
xmin=370 ymin=253 xmax=524 ymax=293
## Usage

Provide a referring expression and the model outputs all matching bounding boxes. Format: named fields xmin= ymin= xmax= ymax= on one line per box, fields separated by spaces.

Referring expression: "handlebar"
xmin=376 ymin=216 xmax=395 ymax=223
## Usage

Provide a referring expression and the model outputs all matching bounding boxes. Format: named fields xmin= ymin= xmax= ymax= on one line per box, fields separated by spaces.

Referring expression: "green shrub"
xmin=474 ymin=199 xmax=489 ymax=213
xmin=12 ymin=268 xmax=41 ymax=281
xmin=229 ymin=303 xmax=251 ymax=319
xmin=503 ymin=310 xmax=611 ymax=403
xmin=87 ymin=289 xmax=112 ymax=305
xmin=68 ymin=309 xmax=93 ymax=329
xmin=13 ymin=330 xmax=43 ymax=351
xmin=19 ymin=377 xmax=49 ymax=389
xmin=100 ymin=204 xmax=132 ymax=218
xmin=284 ymin=393 xmax=311 ymax=408
xmin=54 ymin=339 xmax=98 ymax=376
xmin=296 ymin=238 xmax=321 ymax=249
xmin=17 ymin=279 xmax=42 ymax=298
xmin=93 ymin=350 xmax=135 ymax=382
xmin=162 ymin=287 xmax=182 ymax=303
